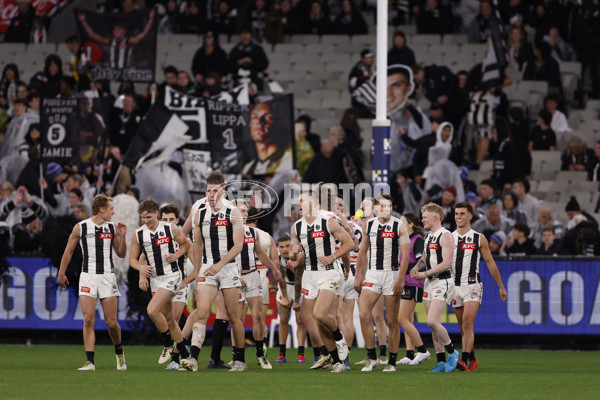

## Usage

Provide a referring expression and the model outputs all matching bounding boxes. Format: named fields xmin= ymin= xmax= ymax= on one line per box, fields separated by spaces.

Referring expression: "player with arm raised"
xmin=58 ymin=194 xmax=128 ymax=371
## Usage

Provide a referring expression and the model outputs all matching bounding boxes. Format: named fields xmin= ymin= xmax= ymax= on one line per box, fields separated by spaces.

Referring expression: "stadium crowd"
xmin=1 ymin=0 xmax=600 ymax=260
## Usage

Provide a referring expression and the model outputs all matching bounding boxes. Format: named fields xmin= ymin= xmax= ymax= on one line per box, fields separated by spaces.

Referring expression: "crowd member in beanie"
xmin=349 ymin=49 xmax=375 ymax=118
xmin=488 ymin=231 xmax=507 ymax=256
xmin=29 ymin=54 xmax=63 ymax=98
xmin=11 ymin=207 xmax=42 ymax=252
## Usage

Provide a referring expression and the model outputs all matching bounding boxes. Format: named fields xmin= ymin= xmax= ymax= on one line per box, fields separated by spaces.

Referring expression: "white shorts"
xmin=334 ymin=265 xmax=345 ymax=296
xmin=184 ymin=258 xmax=197 ymax=292
xmin=423 ymin=278 xmax=454 ymax=305
xmin=150 ymin=272 xmax=183 ymax=296
xmin=173 ymin=285 xmax=188 ymax=304
xmin=257 ymin=266 xmax=270 ymax=305
xmin=197 ymin=263 xmax=242 ymax=289
xmin=362 ymin=269 xmax=399 ymax=296
xmin=79 ymin=272 xmax=121 ymax=299
xmin=239 ymin=270 xmax=264 ymax=302
xmin=452 ymin=283 xmax=483 ymax=308
xmin=341 ymin=274 xmax=358 ymax=300
xmin=276 ymin=283 xmax=295 ymax=303
xmin=301 ymin=269 xmax=342 ymax=300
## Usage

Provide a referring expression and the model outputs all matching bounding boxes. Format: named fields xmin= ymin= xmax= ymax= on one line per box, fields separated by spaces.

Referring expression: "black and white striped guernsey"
xmin=79 ymin=218 xmax=116 ymax=274
xmin=348 ymin=220 xmax=363 ymax=276
xmin=293 ymin=210 xmax=337 ymax=272
xmin=423 ymin=227 xmax=452 ymax=280
xmin=136 ymin=221 xmax=180 ymax=277
xmin=237 ymin=226 xmax=257 ymax=272
xmin=452 ymin=229 xmax=482 ymax=286
xmin=365 ymin=216 xmax=401 ymax=271
xmin=196 ymin=201 xmax=236 ymax=266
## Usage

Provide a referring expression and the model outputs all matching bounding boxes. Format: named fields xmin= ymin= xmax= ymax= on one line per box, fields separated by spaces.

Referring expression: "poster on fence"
xmin=75 ymin=8 xmax=157 ymax=82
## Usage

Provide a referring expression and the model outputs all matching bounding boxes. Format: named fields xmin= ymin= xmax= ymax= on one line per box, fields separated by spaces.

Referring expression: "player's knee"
xmin=312 ymin=308 xmax=326 ymax=323
xmin=426 ymin=316 xmax=440 ymax=329
xmin=105 ymin=318 xmax=119 ymax=330
xmin=387 ymin=315 xmax=399 ymax=327
xmin=83 ymin=315 xmax=95 ymax=327
xmin=462 ymin=317 xmax=475 ymax=331
xmin=359 ymin=308 xmax=371 ymax=323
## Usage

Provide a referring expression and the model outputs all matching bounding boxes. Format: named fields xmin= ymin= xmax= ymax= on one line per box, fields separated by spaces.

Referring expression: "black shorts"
xmin=401 ymin=285 xmax=423 ymax=303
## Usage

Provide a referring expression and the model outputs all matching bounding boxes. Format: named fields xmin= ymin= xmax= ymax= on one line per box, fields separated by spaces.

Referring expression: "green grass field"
xmin=1 ymin=345 xmax=599 ymax=399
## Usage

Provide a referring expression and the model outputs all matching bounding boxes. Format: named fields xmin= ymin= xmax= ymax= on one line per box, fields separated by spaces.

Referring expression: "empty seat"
xmin=557 ymin=171 xmax=588 ymax=182
xmin=570 ymin=181 xmax=600 ymax=192
xmin=304 ymin=44 xmax=335 ymax=54
xmin=170 ymin=34 xmax=200 ymax=45
xmin=295 ymin=97 xmax=321 ymax=109
xmin=519 ymin=80 xmax=549 ymax=95
xmin=531 ymin=150 xmax=561 ymax=163
xmin=322 ymin=35 xmax=350 ymax=45
xmin=322 ymin=98 xmax=350 ymax=109
xmin=311 ymin=89 xmax=341 ymax=99
xmin=480 ymin=160 xmax=493 ymax=172
xmin=443 ymin=34 xmax=469 ymax=45
xmin=411 ymin=34 xmax=442 ymax=45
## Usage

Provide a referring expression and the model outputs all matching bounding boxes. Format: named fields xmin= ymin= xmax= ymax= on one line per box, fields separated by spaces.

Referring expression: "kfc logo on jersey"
xmin=311 ymin=231 xmax=326 ymax=238
xmin=428 ymin=243 xmax=439 ymax=250
xmin=99 ymin=232 xmax=113 ymax=239
xmin=81 ymin=287 xmax=91 ymax=293
xmin=350 ymin=255 xmax=358 ymax=263
xmin=452 ymin=299 xmax=457 ymax=305
xmin=362 ymin=282 xmax=374 ymax=287
xmin=197 ymin=277 xmax=206 ymax=283
xmin=423 ymin=292 xmax=429 ymax=298
xmin=461 ymin=243 xmax=477 ymax=250
xmin=244 ymin=237 xmax=255 ymax=244
xmin=214 ymin=220 xmax=229 ymax=227
xmin=301 ymin=288 xmax=309 ymax=296
xmin=156 ymin=237 xmax=171 ymax=246
xmin=381 ymin=232 xmax=396 ymax=239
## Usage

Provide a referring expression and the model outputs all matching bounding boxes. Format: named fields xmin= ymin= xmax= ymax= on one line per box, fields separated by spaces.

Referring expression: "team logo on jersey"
xmin=299 ymin=234 xmax=307 ymax=239
xmin=215 ymin=220 xmax=229 ymax=227
xmin=381 ymin=232 xmax=395 ymax=239
xmin=428 ymin=243 xmax=439 ymax=249
xmin=142 ymin=241 xmax=151 ymax=247
xmin=202 ymin=221 xmax=210 ymax=226
xmin=386 ymin=225 xmax=391 ymax=230
xmin=311 ymin=231 xmax=325 ymax=238
xmin=85 ymin=233 xmax=95 ymax=238
xmin=244 ymin=237 xmax=255 ymax=244
xmin=461 ymin=243 xmax=477 ymax=250
xmin=316 ymin=225 xmax=320 ymax=229
xmin=99 ymin=232 xmax=113 ymax=239
xmin=219 ymin=213 xmax=224 ymax=219
xmin=233 ymin=276 xmax=239 ymax=281
xmin=156 ymin=237 xmax=171 ymax=246
xmin=81 ymin=286 xmax=91 ymax=293
xmin=467 ymin=237 xmax=472 ymax=242
xmin=369 ymin=232 xmax=377 ymax=237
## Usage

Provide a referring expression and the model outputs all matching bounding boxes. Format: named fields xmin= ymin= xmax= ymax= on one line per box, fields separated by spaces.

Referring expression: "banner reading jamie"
xmin=41 ymin=97 xmax=106 ymax=172
xmin=75 ymin=8 xmax=157 ymax=82
xmin=410 ymin=260 xmax=600 ymax=335
xmin=0 ymin=258 xmax=131 ymax=330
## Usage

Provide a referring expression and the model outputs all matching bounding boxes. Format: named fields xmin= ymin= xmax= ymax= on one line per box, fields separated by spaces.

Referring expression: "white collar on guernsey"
xmin=455 ymin=228 xmax=473 ymax=238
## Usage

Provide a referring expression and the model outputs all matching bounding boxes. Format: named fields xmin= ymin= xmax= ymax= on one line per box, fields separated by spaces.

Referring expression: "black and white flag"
xmin=480 ymin=0 xmax=509 ymax=90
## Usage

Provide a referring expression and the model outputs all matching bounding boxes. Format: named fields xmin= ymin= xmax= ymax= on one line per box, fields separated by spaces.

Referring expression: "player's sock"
xmin=462 ymin=352 xmax=470 ymax=363
xmin=160 ymin=330 xmax=172 ymax=348
xmin=406 ymin=350 xmax=415 ymax=360
xmin=210 ymin=319 xmax=228 ymax=362
xmin=329 ymin=349 xmax=341 ymax=364
xmin=191 ymin=346 xmax=200 ymax=360
xmin=236 ymin=347 xmax=246 ymax=363
xmin=388 ymin=352 xmax=397 ymax=365
xmin=256 ymin=340 xmax=265 ymax=357
xmin=436 ymin=352 xmax=446 ymax=363
xmin=86 ymin=351 xmax=95 ymax=364
xmin=298 ymin=346 xmax=305 ymax=356
xmin=279 ymin=344 xmax=286 ymax=357
xmin=191 ymin=322 xmax=206 ymax=358
xmin=176 ymin=341 xmax=189 ymax=359
xmin=114 ymin=344 xmax=123 ymax=355
xmin=172 ymin=352 xmax=181 ymax=363
xmin=313 ymin=347 xmax=320 ymax=359
xmin=367 ymin=347 xmax=377 ymax=360
xmin=319 ymin=346 xmax=329 ymax=356
xmin=444 ymin=342 xmax=455 ymax=355
xmin=470 ymin=351 xmax=476 ymax=361
xmin=416 ymin=345 xmax=427 ymax=354
xmin=232 ymin=346 xmax=238 ymax=362
xmin=379 ymin=345 xmax=387 ymax=358
xmin=332 ymin=328 xmax=343 ymax=341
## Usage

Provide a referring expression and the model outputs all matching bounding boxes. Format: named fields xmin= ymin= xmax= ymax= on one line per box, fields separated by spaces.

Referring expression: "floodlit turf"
xmin=0 ymin=345 xmax=599 ymax=399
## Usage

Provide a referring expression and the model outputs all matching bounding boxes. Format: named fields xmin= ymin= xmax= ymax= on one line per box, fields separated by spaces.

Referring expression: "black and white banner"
xmin=164 ymin=86 xmax=207 ymax=145
xmin=41 ymin=97 xmax=106 ymax=171
xmin=75 ymin=9 xmax=157 ymax=82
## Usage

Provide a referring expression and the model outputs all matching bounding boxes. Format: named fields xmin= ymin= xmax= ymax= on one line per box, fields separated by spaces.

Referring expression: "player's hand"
xmin=286 ymin=260 xmax=299 ymax=271
xmin=139 ymin=264 xmax=154 ymax=278
xmin=272 ymin=268 xmax=282 ymax=283
xmin=269 ymin=283 xmax=277 ymax=293
xmin=290 ymin=245 xmax=300 ymax=258
xmin=165 ymin=252 xmax=177 ymax=263
xmin=139 ymin=277 xmax=149 ymax=292
xmin=392 ymin=278 xmax=404 ymax=296
xmin=354 ymin=279 xmax=363 ymax=294
xmin=499 ymin=287 xmax=507 ymax=302
xmin=240 ymin=278 xmax=247 ymax=288
xmin=292 ymin=301 xmax=301 ymax=312
xmin=149 ymin=8 xmax=156 ymax=19
xmin=410 ymin=268 xmax=418 ymax=278
xmin=280 ymin=297 xmax=291 ymax=309
xmin=58 ymin=273 xmax=69 ymax=288
xmin=77 ymin=11 xmax=86 ymax=21
xmin=116 ymin=223 xmax=127 ymax=236
xmin=204 ymin=263 xmax=222 ymax=276
xmin=318 ymin=255 xmax=332 ymax=265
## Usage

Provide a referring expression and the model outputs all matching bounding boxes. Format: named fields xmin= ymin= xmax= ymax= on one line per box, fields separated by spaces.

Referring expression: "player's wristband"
xmin=424 ymin=270 xmax=429 ymax=278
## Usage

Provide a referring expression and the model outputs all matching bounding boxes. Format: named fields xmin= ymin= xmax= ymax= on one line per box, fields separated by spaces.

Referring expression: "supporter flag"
xmin=164 ymin=86 xmax=207 ymax=145
xmin=75 ymin=8 xmax=157 ymax=82
xmin=41 ymin=97 xmax=106 ymax=173
xmin=480 ymin=0 xmax=509 ymax=90
xmin=122 ymin=103 xmax=190 ymax=170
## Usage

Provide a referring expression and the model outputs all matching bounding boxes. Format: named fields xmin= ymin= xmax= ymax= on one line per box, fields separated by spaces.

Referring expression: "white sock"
xmin=191 ymin=323 xmax=206 ymax=348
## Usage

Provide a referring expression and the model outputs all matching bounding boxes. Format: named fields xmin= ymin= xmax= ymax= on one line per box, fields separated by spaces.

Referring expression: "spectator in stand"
xmin=296 ymin=114 xmax=321 ymax=155
xmin=506 ymin=26 xmax=533 ymax=71
xmin=339 ymin=108 xmax=364 ymax=182
xmin=110 ymin=94 xmax=141 ymax=158
xmin=30 ymin=16 xmax=47 ymax=44
xmin=279 ymin=0 xmax=304 ymax=35
xmin=0 ymin=99 xmax=30 ymax=160
xmin=468 ymin=0 xmax=493 ymax=43
xmin=29 ymin=54 xmax=63 ymax=98
xmin=562 ymin=196 xmax=600 ymax=255
xmin=331 ymin=0 xmax=368 ymax=35
xmin=415 ymin=0 xmax=454 ymax=35
xmin=192 ymin=32 xmax=229 ymax=87
xmin=588 ymin=141 xmax=600 ymax=181
xmin=210 ymin=0 xmax=239 ymax=38
xmin=177 ymin=0 xmax=207 ymax=34
xmin=238 ymin=0 xmax=284 ymax=44
xmin=506 ymin=222 xmax=537 ymax=255
xmin=422 ymin=146 xmax=465 ymax=203
xmin=472 ymin=204 xmax=513 ymax=237
xmin=68 ymin=188 xmax=85 ymax=214
xmin=349 ymin=49 xmax=375 ymax=118
xmin=24 ymin=123 xmax=41 ymax=151
xmin=502 ymin=191 xmax=528 ymax=225
xmin=156 ymin=1 xmax=178 ymax=34
xmin=0 ymin=184 xmax=47 ymax=227
xmin=388 ymin=31 xmax=416 ymax=68
xmin=65 ymin=36 xmax=93 ymax=92
xmin=4 ymin=0 xmax=35 ymax=43
xmin=11 ymin=207 xmax=42 ymax=252
xmin=499 ymin=0 xmax=529 ymax=26
xmin=489 ymin=230 xmax=507 ymax=257
xmin=58 ymin=76 xmax=76 ymax=99
xmin=507 ymin=106 xmax=530 ymax=148
xmin=465 ymin=191 xmax=482 ymax=223
xmin=491 ymin=122 xmax=521 ymax=189
xmin=73 ymin=204 xmax=89 ymax=220
xmin=523 ymin=41 xmax=562 ymax=95
xmin=434 ymin=185 xmax=457 ymax=231
xmin=157 ymin=65 xmax=178 ymax=97
xmin=228 ymin=27 xmax=269 ymax=92
xmin=564 ymin=196 xmax=598 ymax=231
xmin=303 ymin=138 xmax=346 ymax=184
xmin=511 ymin=177 xmax=541 ymax=224
xmin=176 ymin=71 xmax=199 ymax=96
xmin=560 ymin=135 xmax=595 ymax=173
xmin=304 ymin=0 xmax=329 ymax=35
xmin=528 ymin=109 xmax=556 ymax=151
xmin=412 ymin=64 xmax=461 ymax=125
xmin=530 ymin=205 xmax=565 ymax=247
xmin=294 ymin=122 xmax=315 ymax=178
xmin=409 ymin=118 xmax=436 ymax=182
xmin=478 ymin=178 xmax=502 ymax=213
xmin=0 ymin=64 xmax=21 ymax=111
xmin=536 ymin=226 xmax=561 ymax=255
xmin=570 ymin=0 xmax=600 ymax=99
xmin=543 ymin=26 xmax=572 ymax=62
xmin=544 ymin=94 xmax=571 ymax=134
